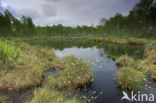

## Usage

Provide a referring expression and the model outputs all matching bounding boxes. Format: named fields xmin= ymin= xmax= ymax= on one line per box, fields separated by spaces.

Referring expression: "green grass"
xmin=116 ymin=45 xmax=156 ymax=91
xmin=45 ymin=56 xmax=92 ymax=90
xmin=103 ymin=35 xmax=149 ymax=45
xmin=27 ymin=87 xmax=79 ymax=103
xmin=144 ymin=45 xmax=156 ymax=64
xmin=117 ymin=66 xmax=145 ymax=91
xmin=0 ymin=42 xmax=57 ymax=91
xmin=0 ymin=41 xmax=21 ymax=68
xmin=115 ymin=55 xmax=135 ymax=67
xmin=136 ymin=59 xmax=156 ymax=81
xmin=0 ymin=39 xmax=92 ymax=103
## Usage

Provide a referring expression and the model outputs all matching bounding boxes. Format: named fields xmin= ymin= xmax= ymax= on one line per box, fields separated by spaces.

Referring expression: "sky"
xmin=0 ymin=0 xmax=139 ymax=26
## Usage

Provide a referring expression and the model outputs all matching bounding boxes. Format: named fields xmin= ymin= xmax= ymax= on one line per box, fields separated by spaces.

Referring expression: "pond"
xmin=30 ymin=40 xmax=156 ymax=103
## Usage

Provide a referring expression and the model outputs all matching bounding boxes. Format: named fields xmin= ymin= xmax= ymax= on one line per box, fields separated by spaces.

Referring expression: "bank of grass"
xmin=0 ymin=40 xmax=92 ymax=103
xmin=0 ymin=40 xmax=92 ymax=92
xmin=115 ymin=55 xmax=135 ymax=67
xmin=5 ymin=35 xmax=156 ymax=45
xmin=116 ymin=44 xmax=156 ymax=91
xmin=45 ymin=56 xmax=92 ymax=89
xmin=27 ymin=87 xmax=79 ymax=103
xmin=136 ymin=59 xmax=156 ymax=81
xmin=101 ymin=35 xmax=150 ymax=45
xmin=117 ymin=66 xmax=145 ymax=91
xmin=144 ymin=45 xmax=156 ymax=64
xmin=0 ymin=41 xmax=56 ymax=92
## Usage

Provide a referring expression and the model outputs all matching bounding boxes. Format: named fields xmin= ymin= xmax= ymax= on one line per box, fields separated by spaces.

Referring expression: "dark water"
xmin=29 ymin=40 xmax=156 ymax=103
xmin=44 ymin=68 xmax=60 ymax=78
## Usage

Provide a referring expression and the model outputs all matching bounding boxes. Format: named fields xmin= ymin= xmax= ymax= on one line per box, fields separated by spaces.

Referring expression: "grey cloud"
xmin=0 ymin=0 xmax=4 ymax=13
xmin=42 ymin=2 xmax=57 ymax=17
xmin=1 ymin=0 xmax=139 ymax=26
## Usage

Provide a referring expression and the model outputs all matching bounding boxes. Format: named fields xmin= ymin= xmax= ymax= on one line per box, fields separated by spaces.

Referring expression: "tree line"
xmin=100 ymin=0 xmax=156 ymax=37
xmin=0 ymin=0 xmax=156 ymax=37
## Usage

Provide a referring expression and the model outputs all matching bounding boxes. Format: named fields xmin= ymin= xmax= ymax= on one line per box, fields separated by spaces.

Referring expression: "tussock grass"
xmin=144 ymin=45 xmax=156 ymax=64
xmin=45 ymin=56 xmax=92 ymax=89
xmin=27 ymin=87 xmax=79 ymax=103
xmin=117 ymin=66 xmax=145 ymax=91
xmin=0 ymin=40 xmax=92 ymax=97
xmin=116 ymin=46 xmax=156 ymax=91
xmin=136 ymin=59 xmax=156 ymax=81
xmin=115 ymin=55 xmax=135 ymax=67
xmin=0 ymin=43 xmax=56 ymax=92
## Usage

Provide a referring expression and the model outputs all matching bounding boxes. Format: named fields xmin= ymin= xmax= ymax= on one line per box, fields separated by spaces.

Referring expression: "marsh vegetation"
xmin=0 ymin=0 xmax=156 ymax=103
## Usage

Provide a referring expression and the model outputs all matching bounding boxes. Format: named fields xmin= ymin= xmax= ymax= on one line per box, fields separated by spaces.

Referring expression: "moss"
xmin=45 ymin=56 xmax=92 ymax=89
xmin=136 ymin=59 xmax=156 ymax=81
xmin=115 ymin=55 xmax=135 ymax=67
xmin=27 ymin=87 xmax=79 ymax=103
xmin=117 ymin=66 xmax=145 ymax=91
xmin=144 ymin=45 xmax=156 ymax=64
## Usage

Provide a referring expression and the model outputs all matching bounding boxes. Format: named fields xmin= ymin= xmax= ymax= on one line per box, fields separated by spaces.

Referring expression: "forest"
xmin=0 ymin=0 xmax=156 ymax=37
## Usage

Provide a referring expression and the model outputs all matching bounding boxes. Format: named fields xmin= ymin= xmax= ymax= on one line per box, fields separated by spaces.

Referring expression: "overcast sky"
xmin=0 ymin=0 xmax=139 ymax=26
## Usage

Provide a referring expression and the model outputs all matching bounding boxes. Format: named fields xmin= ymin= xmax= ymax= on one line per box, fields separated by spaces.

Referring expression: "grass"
xmin=103 ymin=35 xmax=150 ymax=45
xmin=27 ymin=87 xmax=79 ymax=103
xmin=45 ymin=56 xmax=92 ymax=90
xmin=0 ymin=42 xmax=57 ymax=92
xmin=0 ymin=93 xmax=13 ymax=103
xmin=136 ymin=59 xmax=156 ymax=81
xmin=117 ymin=66 xmax=145 ymax=91
xmin=0 ymin=41 xmax=21 ymax=68
xmin=144 ymin=45 xmax=156 ymax=64
xmin=116 ymin=44 xmax=156 ymax=91
xmin=0 ymin=39 xmax=93 ymax=103
xmin=115 ymin=55 xmax=135 ymax=67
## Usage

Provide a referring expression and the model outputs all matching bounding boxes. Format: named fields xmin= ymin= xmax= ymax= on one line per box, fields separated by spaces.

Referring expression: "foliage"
xmin=0 ymin=41 xmax=21 ymax=66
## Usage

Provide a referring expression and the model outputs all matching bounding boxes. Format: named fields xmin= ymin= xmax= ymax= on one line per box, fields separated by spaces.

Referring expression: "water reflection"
xmin=30 ymin=40 xmax=145 ymax=59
